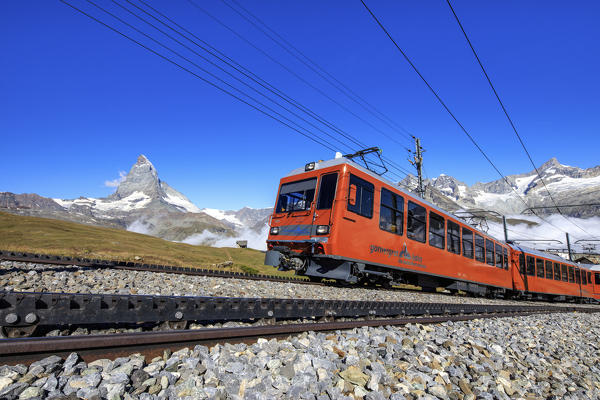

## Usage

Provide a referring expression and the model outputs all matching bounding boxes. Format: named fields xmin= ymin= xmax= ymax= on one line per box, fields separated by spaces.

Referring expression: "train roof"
xmin=286 ymin=157 xmax=506 ymax=244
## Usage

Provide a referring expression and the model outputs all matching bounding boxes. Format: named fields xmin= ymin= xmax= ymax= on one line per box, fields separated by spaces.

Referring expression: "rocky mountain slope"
xmin=401 ymin=158 xmax=600 ymax=218
xmin=0 ymin=155 xmax=270 ymax=245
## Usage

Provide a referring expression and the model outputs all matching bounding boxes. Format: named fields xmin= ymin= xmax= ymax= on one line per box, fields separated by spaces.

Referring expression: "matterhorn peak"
xmin=112 ymin=154 xmax=160 ymax=200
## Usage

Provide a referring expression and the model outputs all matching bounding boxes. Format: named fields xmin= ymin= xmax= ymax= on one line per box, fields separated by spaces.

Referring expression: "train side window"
xmin=553 ymin=262 xmax=561 ymax=280
xmin=519 ymin=253 xmax=526 ymax=274
xmin=502 ymin=248 xmax=508 ymax=270
xmin=462 ymin=228 xmax=474 ymax=258
xmin=595 ymin=273 xmax=600 ymax=285
xmin=407 ymin=201 xmax=427 ymax=243
xmin=526 ymin=256 xmax=535 ymax=276
xmin=562 ymin=265 xmax=568 ymax=282
xmin=575 ymin=269 xmax=581 ymax=284
xmin=568 ymin=266 xmax=575 ymax=283
xmin=536 ymin=259 xmax=544 ymax=278
xmin=317 ymin=173 xmax=338 ymax=210
xmin=544 ymin=260 xmax=552 ymax=279
xmin=589 ymin=272 xmax=592 ymax=284
xmin=494 ymin=244 xmax=503 ymax=268
xmin=475 ymin=235 xmax=485 ymax=263
xmin=379 ymin=188 xmax=404 ymax=235
xmin=447 ymin=221 xmax=461 ymax=255
xmin=485 ymin=240 xmax=495 ymax=266
xmin=428 ymin=212 xmax=445 ymax=249
xmin=347 ymin=174 xmax=374 ymax=218
xmin=582 ymin=270 xmax=587 ymax=285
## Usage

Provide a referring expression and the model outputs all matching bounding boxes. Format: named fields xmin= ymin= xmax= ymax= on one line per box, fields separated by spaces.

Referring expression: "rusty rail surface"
xmin=1 ymin=309 xmax=597 ymax=365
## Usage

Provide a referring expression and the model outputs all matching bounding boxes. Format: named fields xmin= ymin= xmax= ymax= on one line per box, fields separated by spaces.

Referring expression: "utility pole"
xmin=502 ymin=216 xmax=509 ymax=243
xmin=408 ymin=137 xmax=425 ymax=197
xmin=566 ymin=232 xmax=573 ymax=261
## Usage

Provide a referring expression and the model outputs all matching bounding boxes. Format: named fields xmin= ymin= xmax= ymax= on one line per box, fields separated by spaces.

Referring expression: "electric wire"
xmin=132 ymin=0 xmax=412 ymax=181
xmin=185 ymin=0 xmax=415 ymax=154
xmin=109 ymin=0 xmax=356 ymax=154
xmin=359 ymin=0 xmax=580 ymax=240
xmin=445 ymin=0 xmax=598 ymax=240
xmin=222 ymin=0 xmax=415 ymax=146
xmin=59 ymin=0 xmax=338 ymax=153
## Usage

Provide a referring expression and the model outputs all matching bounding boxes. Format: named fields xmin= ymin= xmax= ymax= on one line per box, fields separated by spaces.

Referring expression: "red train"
xmin=265 ymin=155 xmax=598 ymax=302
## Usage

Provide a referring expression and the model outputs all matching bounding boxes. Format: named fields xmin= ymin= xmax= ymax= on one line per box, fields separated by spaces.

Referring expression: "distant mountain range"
xmin=401 ymin=158 xmax=600 ymax=218
xmin=1 ymin=155 xmax=598 ymax=251
xmin=0 ymin=155 xmax=271 ymax=246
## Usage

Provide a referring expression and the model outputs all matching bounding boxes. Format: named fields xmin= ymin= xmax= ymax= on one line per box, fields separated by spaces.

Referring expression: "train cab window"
xmin=485 ymin=240 xmax=495 ymax=266
xmin=595 ymin=273 xmax=600 ymax=285
xmin=519 ymin=253 xmax=526 ymax=274
xmin=502 ymin=248 xmax=508 ymax=270
xmin=447 ymin=221 xmax=461 ymax=255
xmin=494 ymin=244 xmax=503 ymax=268
xmin=379 ymin=188 xmax=404 ymax=235
xmin=462 ymin=229 xmax=474 ymax=259
xmin=536 ymin=259 xmax=544 ymax=278
xmin=568 ymin=266 xmax=575 ymax=283
xmin=276 ymin=178 xmax=317 ymax=213
xmin=347 ymin=174 xmax=374 ymax=218
xmin=526 ymin=256 xmax=535 ymax=276
xmin=407 ymin=201 xmax=427 ymax=243
xmin=317 ymin=173 xmax=338 ymax=210
xmin=428 ymin=212 xmax=445 ymax=249
xmin=562 ymin=265 xmax=568 ymax=282
xmin=582 ymin=270 xmax=587 ymax=285
xmin=545 ymin=261 xmax=553 ymax=279
xmin=553 ymin=263 xmax=561 ymax=280
xmin=475 ymin=235 xmax=485 ymax=263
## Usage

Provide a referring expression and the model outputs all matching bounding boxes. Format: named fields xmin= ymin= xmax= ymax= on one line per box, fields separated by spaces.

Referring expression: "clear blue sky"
xmin=1 ymin=0 xmax=599 ymax=210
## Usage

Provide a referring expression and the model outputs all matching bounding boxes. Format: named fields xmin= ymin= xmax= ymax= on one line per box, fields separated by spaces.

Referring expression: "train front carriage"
xmin=265 ymin=156 xmax=513 ymax=296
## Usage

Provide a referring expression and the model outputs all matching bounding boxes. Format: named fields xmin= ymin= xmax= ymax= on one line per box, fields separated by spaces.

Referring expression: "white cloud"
xmin=181 ymin=224 xmax=269 ymax=251
xmin=104 ymin=171 xmax=127 ymax=187
xmin=126 ymin=219 xmax=151 ymax=235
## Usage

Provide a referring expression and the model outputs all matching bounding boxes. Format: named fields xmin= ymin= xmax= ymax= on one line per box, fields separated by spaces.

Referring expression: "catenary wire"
xmin=359 ymin=0 xmax=580 ymax=240
xmin=445 ymin=0 xmax=597 ymax=240
xmin=59 ymin=0 xmax=339 ymax=153
xmin=221 ymin=0 xmax=415 ymax=147
xmin=185 ymin=0 xmax=415 ymax=153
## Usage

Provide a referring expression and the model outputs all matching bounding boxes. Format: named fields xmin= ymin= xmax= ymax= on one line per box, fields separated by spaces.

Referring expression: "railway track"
xmin=1 ymin=290 xmax=595 ymax=338
xmin=2 ymin=309 xmax=598 ymax=366
xmin=0 ymin=249 xmax=312 ymax=285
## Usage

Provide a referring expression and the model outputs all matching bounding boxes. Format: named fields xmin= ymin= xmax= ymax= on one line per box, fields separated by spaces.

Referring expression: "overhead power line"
xmin=359 ymin=0 xmax=579 ymax=240
xmin=445 ymin=0 xmax=598 ymax=241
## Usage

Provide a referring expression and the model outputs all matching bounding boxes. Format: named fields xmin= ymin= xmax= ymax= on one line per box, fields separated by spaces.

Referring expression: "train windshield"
xmin=276 ymin=178 xmax=317 ymax=213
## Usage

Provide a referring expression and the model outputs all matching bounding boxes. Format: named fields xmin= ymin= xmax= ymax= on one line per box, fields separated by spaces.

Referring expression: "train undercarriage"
xmin=265 ymin=246 xmax=592 ymax=303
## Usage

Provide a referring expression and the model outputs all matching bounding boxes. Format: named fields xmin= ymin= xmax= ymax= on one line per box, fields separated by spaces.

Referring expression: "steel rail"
xmin=0 ymin=249 xmax=312 ymax=284
xmin=2 ymin=309 xmax=597 ymax=366
xmin=1 ymin=290 xmax=596 ymax=339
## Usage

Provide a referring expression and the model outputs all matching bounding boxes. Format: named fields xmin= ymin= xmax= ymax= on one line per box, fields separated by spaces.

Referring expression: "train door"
xmin=310 ymin=172 xmax=339 ymax=240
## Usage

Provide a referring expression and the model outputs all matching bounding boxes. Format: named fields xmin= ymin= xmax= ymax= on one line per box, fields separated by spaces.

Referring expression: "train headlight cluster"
xmin=315 ymin=225 xmax=330 ymax=235
xmin=270 ymin=226 xmax=280 ymax=235
xmin=305 ymin=162 xmax=316 ymax=171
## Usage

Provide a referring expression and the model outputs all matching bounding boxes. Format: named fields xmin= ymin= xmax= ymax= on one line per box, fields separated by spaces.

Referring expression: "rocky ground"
xmin=1 ymin=261 xmax=597 ymax=308
xmin=1 ymin=312 xmax=599 ymax=399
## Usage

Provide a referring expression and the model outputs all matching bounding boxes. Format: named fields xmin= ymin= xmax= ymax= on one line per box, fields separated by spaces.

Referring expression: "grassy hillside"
xmin=0 ymin=212 xmax=295 ymax=277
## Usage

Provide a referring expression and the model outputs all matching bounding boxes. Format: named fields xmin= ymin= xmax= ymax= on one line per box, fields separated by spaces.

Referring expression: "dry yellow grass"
xmin=0 ymin=211 xmax=298 ymax=277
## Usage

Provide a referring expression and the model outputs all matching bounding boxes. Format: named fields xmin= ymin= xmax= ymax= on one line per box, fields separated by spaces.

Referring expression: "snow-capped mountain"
xmin=402 ymin=158 xmax=600 ymax=217
xmin=0 ymin=155 xmax=271 ymax=246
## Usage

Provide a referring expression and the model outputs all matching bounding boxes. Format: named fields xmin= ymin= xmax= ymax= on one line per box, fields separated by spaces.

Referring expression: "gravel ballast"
xmin=1 ymin=312 xmax=599 ymax=399
xmin=2 ymin=261 xmax=596 ymax=308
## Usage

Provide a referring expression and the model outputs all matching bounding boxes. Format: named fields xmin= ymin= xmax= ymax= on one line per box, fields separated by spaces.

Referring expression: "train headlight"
xmin=315 ymin=225 xmax=330 ymax=235
xmin=270 ymin=226 xmax=280 ymax=235
xmin=305 ymin=162 xmax=315 ymax=171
